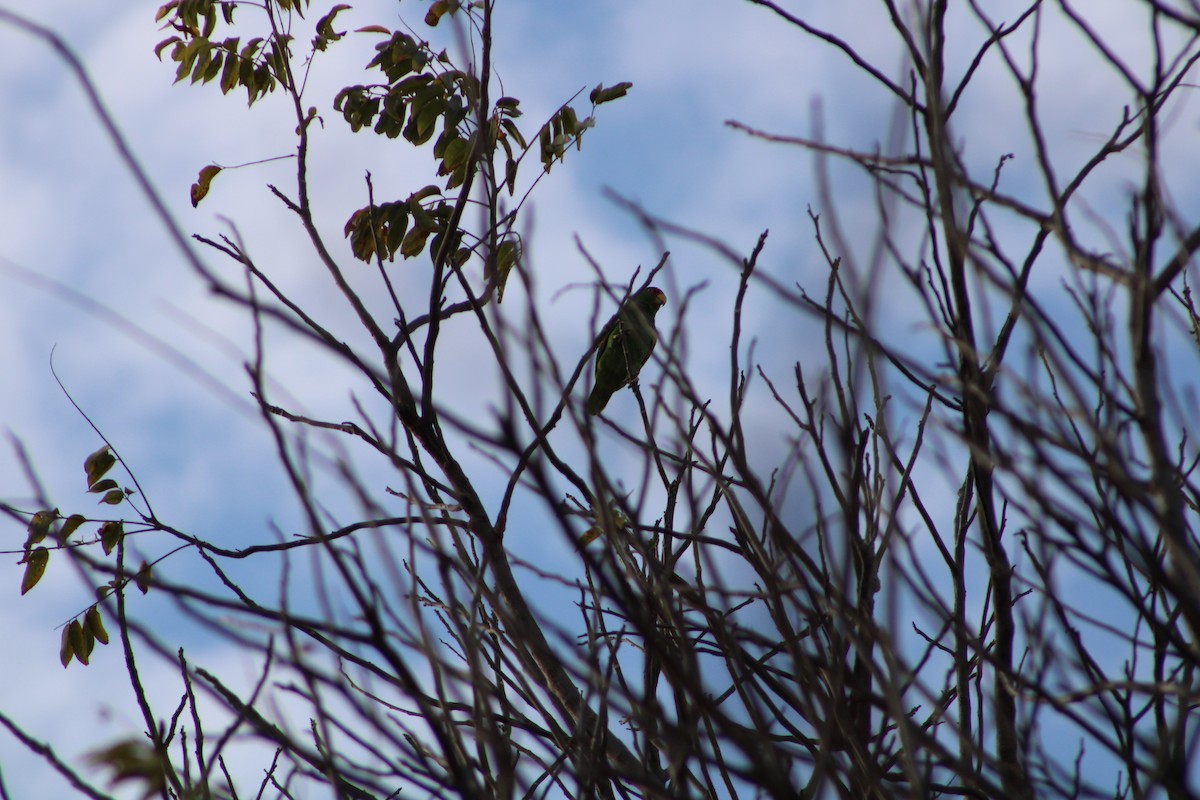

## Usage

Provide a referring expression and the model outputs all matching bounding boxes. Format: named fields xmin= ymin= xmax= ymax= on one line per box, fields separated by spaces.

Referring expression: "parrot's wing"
xmin=593 ymin=316 xmax=616 ymax=370
xmin=595 ymin=311 xmax=624 ymax=367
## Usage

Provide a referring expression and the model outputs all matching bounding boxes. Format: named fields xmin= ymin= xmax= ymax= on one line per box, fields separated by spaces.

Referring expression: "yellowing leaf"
xmin=154 ymin=2 xmax=177 ymax=23
xmin=425 ymin=0 xmax=458 ymax=26
xmin=86 ymin=607 xmax=111 ymax=646
xmin=26 ymin=510 xmax=57 ymax=545
xmin=190 ymin=164 xmax=222 ymax=207
xmin=21 ymin=547 xmax=49 ymax=595
xmin=154 ymin=36 xmax=182 ymax=61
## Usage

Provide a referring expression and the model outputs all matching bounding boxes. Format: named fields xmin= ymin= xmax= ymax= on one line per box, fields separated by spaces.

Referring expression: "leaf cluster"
xmin=155 ymin=0 xmax=294 ymax=105
xmin=17 ymin=445 xmax=150 ymax=668
xmin=159 ymin=0 xmax=631 ymax=287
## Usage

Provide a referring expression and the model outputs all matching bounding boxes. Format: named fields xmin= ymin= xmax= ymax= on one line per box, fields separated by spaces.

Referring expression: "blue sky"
xmin=3 ymin=0 xmax=1199 ymax=796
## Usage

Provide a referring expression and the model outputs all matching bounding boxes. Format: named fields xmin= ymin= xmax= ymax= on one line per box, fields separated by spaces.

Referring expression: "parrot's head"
xmin=637 ymin=286 xmax=667 ymax=312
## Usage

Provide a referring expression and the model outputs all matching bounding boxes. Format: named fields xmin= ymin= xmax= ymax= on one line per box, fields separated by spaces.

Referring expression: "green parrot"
xmin=586 ymin=286 xmax=667 ymax=414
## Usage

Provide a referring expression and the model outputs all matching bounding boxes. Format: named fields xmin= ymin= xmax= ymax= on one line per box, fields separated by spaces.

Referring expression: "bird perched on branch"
xmin=586 ymin=286 xmax=667 ymax=414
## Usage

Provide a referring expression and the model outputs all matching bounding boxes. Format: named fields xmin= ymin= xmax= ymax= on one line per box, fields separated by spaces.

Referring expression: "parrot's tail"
xmin=585 ymin=387 xmax=609 ymax=415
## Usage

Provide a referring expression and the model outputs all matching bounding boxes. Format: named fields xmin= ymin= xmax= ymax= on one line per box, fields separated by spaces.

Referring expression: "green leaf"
xmin=444 ymin=94 xmax=469 ymax=130
xmin=26 ymin=509 xmax=57 ymax=545
xmin=408 ymin=202 xmax=437 ymax=235
xmin=429 ymin=228 xmax=462 ymax=266
xmin=499 ymin=116 xmax=527 ymax=149
xmin=492 ymin=237 xmax=521 ymax=302
xmin=385 ymin=205 xmax=410 ymax=256
xmin=267 ymin=36 xmax=292 ymax=90
xmin=369 ymin=31 xmax=423 ymax=82
xmin=89 ymin=478 xmax=119 ymax=494
xmin=344 ymin=203 xmax=412 ymax=263
xmin=409 ymin=184 xmax=443 ymax=203
xmin=240 ymin=37 xmax=264 ymax=63
xmin=400 ymin=226 xmax=430 ymax=259
xmin=313 ymin=4 xmax=351 ymax=51
xmin=135 ymin=562 xmax=153 ymax=595
xmin=21 ymin=547 xmax=49 ymax=595
xmin=505 ymin=157 xmax=518 ymax=196
xmin=343 ymin=207 xmax=374 ymax=261
xmin=60 ymin=514 xmax=87 ymax=541
xmin=201 ymin=50 xmax=223 ymax=84
xmin=99 ymin=521 xmax=124 ymax=555
xmin=60 ymin=623 xmax=75 ymax=668
xmin=100 ymin=490 xmax=125 ymax=506
xmin=440 ymin=137 xmax=469 ymax=174
xmin=188 ymin=39 xmax=213 ymax=84
xmin=539 ymin=125 xmax=553 ymax=168
xmin=407 ymin=93 xmax=446 ymax=145
xmin=200 ymin=1 xmax=218 ymax=36
xmin=560 ymin=105 xmax=579 ymax=137
xmin=433 ymin=128 xmax=454 ymax=159
xmin=173 ymin=37 xmax=202 ymax=83
xmin=219 ymin=49 xmax=240 ymax=94
xmin=589 ymin=81 xmax=633 ymax=105
xmin=85 ymin=446 xmax=116 ymax=489
xmin=67 ymin=619 xmax=85 ymax=662
xmin=377 ymin=87 xmax=408 ymax=137
xmin=495 ymin=96 xmax=521 ymax=116
xmin=248 ymin=62 xmax=274 ymax=104
xmin=335 ymin=85 xmax=374 ymax=131
xmin=75 ymin=619 xmax=94 ymax=666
